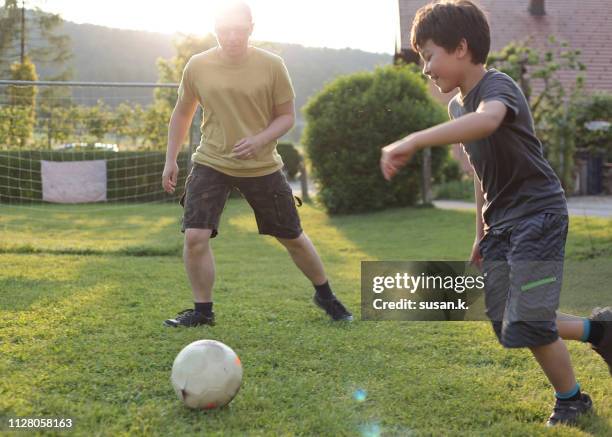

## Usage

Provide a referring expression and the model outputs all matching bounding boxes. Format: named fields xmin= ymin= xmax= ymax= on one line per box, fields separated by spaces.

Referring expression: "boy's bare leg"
xmin=557 ymin=312 xmax=587 ymax=341
xmin=530 ymin=339 xmax=577 ymax=393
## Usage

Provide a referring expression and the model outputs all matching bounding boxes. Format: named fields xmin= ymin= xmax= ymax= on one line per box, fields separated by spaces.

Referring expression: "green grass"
xmin=1 ymin=200 xmax=611 ymax=436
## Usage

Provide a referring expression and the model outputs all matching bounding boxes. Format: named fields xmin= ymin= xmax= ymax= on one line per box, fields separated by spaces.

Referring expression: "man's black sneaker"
xmin=590 ymin=306 xmax=612 ymax=376
xmin=163 ymin=309 xmax=215 ymax=327
xmin=546 ymin=393 xmax=593 ymax=427
xmin=313 ymin=293 xmax=353 ymax=321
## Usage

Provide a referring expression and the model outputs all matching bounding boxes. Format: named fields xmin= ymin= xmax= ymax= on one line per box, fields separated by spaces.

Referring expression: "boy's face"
xmin=215 ymin=13 xmax=253 ymax=57
xmin=418 ymin=39 xmax=465 ymax=94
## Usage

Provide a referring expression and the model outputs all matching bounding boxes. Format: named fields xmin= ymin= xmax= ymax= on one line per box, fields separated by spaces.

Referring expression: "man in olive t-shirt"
xmin=161 ymin=1 xmax=352 ymax=327
xmin=179 ymin=43 xmax=294 ymax=177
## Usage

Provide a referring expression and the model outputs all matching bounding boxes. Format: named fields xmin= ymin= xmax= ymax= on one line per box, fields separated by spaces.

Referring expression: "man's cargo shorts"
xmin=180 ymin=163 xmax=303 ymax=239
xmin=479 ymin=212 xmax=569 ymax=348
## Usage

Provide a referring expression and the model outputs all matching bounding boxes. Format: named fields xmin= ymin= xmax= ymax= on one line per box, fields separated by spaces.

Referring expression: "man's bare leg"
xmin=276 ymin=232 xmax=327 ymax=286
xmin=183 ymin=228 xmax=215 ymax=303
xmin=276 ymin=232 xmax=352 ymax=320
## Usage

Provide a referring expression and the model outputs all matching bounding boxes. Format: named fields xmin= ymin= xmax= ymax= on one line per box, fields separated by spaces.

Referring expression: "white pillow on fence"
xmin=41 ymin=160 xmax=107 ymax=203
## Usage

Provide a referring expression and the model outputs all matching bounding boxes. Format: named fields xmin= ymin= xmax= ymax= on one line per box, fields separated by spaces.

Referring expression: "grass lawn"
xmin=1 ymin=200 xmax=611 ymax=436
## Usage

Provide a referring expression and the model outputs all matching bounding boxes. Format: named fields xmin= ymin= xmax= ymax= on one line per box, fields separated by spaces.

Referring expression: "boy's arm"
xmin=414 ymin=100 xmax=507 ymax=149
xmin=381 ymin=100 xmax=508 ymax=180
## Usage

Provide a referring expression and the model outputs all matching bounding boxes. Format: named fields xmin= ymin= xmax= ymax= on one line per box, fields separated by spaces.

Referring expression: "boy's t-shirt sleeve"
xmin=272 ymin=59 xmax=296 ymax=106
xmin=479 ymin=74 xmax=520 ymax=122
xmin=448 ymin=97 xmax=460 ymax=120
xmin=177 ymin=59 xmax=197 ymax=104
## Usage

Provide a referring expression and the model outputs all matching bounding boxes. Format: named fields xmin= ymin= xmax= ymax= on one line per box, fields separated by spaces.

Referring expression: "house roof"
xmin=398 ymin=0 xmax=612 ymax=96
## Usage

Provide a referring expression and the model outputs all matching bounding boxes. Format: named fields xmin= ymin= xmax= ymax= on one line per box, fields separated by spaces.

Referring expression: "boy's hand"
xmin=380 ymin=136 xmax=420 ymax=181
xmin=470 ymin=238 xmax=483 ymax=270
xmin=233 ymin=136 xmax=264 ymax=160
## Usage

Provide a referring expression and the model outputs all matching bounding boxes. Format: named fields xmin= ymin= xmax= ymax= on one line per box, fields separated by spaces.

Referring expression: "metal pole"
xmin=299 ymin=161 xmax=310 ymax=203
xmin=422 ymin=148 xmax=433 ymax=204
xmin=0 ymin=80 xmax=178 ymax=88
xmin=47 ymin=109 xmax=52 ymax=150
xmin=20 ymin=1 xmax=25 ymax=63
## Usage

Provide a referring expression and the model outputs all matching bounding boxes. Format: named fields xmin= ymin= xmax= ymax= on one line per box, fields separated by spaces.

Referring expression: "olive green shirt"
xmin=178 ymin=46 xmax=295 ymax=177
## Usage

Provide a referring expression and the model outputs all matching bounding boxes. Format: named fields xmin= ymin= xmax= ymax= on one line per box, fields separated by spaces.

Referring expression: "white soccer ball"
xmin=171 ymin=340 xmax=243 ymax=410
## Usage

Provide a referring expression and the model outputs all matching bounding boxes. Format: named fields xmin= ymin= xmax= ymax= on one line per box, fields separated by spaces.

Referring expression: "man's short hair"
xmin=215 ymin=1 xmax=253 ymax=24
xmin=410 ymin=0 xmax=490 ymax=64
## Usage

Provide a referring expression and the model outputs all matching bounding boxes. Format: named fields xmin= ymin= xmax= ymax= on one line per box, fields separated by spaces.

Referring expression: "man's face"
xmin=215 ymin=12 xmax=253 ymax=57
xmin=418 ymin=39 xmax=462 ymax=94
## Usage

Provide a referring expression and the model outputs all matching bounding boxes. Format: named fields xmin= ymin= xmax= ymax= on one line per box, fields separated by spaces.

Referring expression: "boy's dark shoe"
xmin=163 ymin=309 xmax=216 ymax=327
xmin=546 ymin=393 xmax=593 ymax=427
xmin=313 ymin=293 xmax=353 ymax=321
xmin=590 ymin=306 xmax=612 ymax=376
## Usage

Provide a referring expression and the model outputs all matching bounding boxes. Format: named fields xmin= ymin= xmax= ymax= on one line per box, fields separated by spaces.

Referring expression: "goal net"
xmin=0 ymin=80 xmax=200 ymax=252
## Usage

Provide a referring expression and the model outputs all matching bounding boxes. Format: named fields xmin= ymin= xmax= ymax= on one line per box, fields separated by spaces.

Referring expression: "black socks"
xmin=195 ymin=302 xmax=213 ymax=316
xmin=587 ymin=320 xmax=604 ymax=346
xmin=314 ymin=281 xmax=334 ymax=300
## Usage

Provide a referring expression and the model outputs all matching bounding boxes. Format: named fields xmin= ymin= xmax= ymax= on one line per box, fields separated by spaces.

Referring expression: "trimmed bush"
xmin=437 ymin=157 xmax=463 ymax=184
xmin=302 ymin=65 xmax=448 ymax=214
xmin=277 ymin=142 xmax=302 ymax=179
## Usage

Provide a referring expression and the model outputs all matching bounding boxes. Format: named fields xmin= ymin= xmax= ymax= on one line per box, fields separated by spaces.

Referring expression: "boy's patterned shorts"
xmin=479 ymin=212 xmax=569 ymax=348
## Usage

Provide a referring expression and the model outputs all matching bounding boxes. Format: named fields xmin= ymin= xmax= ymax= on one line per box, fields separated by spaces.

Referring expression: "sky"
xmin=31 ymin=0 xmax=399 ymax=54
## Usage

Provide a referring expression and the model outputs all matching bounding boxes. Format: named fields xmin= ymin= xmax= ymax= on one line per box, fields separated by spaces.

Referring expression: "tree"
xmin=487 ymin=36 xmax=586 ymax=190
xmin=8 ymin=56 xmax=37 ymax=148
xmin=141 ymin=101 xmax=172 ymax=150
xmin=108 ymin=103 xmax=145 ymax=149
xmin=35 ymin=104 xmax=80 ymax=149
xmin=1 ymin=1 xmax=73 ymax=149
xmin=0 ymin=1 xmax=20 ymax=68
xmin=155 ymin=34 xmax=217 ymax=107
xmin=0 ymin=107 xmax=10 ymax=148
xmin=84 ymin=100 xmax=112 ymax=143
xmin=148 ymin=34 xmax=216 ymax=151
xmin=0 ymin=1 xmax=72 ymax=78
xmin=574 ymin=92 xmax=612 ymax=161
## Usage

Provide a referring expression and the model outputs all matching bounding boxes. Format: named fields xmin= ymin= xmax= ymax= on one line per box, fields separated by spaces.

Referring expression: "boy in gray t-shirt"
xmin=380 ymin=0 xmax=611 ymax=427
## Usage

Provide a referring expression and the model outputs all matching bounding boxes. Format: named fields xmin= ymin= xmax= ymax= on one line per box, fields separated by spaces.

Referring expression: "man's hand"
xmin=233 ymin=136 xmax=264 ymax=160
xmin=469 ymin=237 xmax=483 ymax=270
xmin=162 ymin=161 xmax=179 ymax=194
xmin=380 ymin=135 xmax=421 ymax=181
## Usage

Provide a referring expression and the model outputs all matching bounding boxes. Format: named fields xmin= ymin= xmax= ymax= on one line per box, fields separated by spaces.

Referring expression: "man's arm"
xmin=233 ymin=100 xmax=295 ymax=159
xmin=380 ymin=100 xmax=508 ymax=180
xmin=162 ymin=97 xmax=198 ymax=193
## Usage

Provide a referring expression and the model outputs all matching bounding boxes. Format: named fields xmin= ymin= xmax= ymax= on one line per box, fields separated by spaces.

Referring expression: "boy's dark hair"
xmin=410 ymin=0 xmax=490 ymax=64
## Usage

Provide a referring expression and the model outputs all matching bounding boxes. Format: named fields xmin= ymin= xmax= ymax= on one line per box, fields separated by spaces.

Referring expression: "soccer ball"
xmin=171 ymin=340 xmax=243 ymax=409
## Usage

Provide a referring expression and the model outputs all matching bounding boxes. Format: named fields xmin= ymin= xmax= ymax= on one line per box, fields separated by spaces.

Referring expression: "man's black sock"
xmin=195 ymin=302 xmax=213 ymax=316
xmin=314 ymin=281 xmax=334 ymax=300
xmin=588 ymin=320 xmax=604 ymax=346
